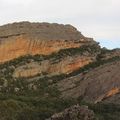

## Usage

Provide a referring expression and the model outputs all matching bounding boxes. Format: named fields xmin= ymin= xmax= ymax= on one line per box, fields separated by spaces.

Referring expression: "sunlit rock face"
xmin=0 ymin=22 xmax=99 ymax=77
xmin=0 ymin=22 xmax=95 ymax=63
xmin=13 ymin=56 xmax=93 ymax=78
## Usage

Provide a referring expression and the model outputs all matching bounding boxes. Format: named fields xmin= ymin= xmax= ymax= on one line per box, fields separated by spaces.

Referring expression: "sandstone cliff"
xmin=0 ymin=22 xmax=100 ymax=77
xmin=0 ymin=22 xmax=96 ymax=63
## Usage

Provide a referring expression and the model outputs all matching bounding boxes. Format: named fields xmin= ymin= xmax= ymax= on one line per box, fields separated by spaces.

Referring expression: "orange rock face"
xmin=0 ymin=22 xmax=95 ymax=63
xmin=106 ymin=87 xmax=120 ymax=97
xmin=0 ymin=22 xmax=99 ymax=78
xmin=13 ymin=56 xmax=93 ymax=78
xmin=0 ymin=35 xmax=96 ymax=77
xmin=65 ymin=57 xmax=92 ymax=74
xmin=0 ymin=35 xmax=84 ymax=63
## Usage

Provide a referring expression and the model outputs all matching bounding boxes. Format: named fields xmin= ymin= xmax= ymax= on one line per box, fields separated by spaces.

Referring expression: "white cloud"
xmin=0 ymin=0 xmax=120 ymax=48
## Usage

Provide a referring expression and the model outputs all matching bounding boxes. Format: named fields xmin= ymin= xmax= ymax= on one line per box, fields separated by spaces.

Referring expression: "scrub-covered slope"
xmin=0 ymin=22 xmax=120 ymax=120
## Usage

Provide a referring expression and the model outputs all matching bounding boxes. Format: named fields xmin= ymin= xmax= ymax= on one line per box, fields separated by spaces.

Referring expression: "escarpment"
xmin=0 ymin=22 xmax=100 ymax=77
xmin=13 ymin=55 xmax=93 ymax=78
xmin=0 ymin=22 xmax=97 ymax=63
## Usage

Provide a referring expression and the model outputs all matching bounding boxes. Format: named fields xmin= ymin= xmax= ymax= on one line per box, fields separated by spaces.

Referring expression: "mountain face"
xmin=0 ymin=22 xmax=100 ymax=78
xmin=0 ymin=22 xmax=120 ymax=120
xmin=0 ymin=22 xmax=96 ymax=63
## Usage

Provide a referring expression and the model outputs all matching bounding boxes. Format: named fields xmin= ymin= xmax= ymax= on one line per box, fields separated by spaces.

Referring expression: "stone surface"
xmin=0 ymin=22 xmax=95 ymax=63
xmin=47 ymin=105 xmax=97 ymax=120
xmin=13 ymin=56 xmax=93 ymax=78
xmin=0 ymin=22 xmax=100 ymax=78
xmin=54 ymin=60 xmax=120 ymax=104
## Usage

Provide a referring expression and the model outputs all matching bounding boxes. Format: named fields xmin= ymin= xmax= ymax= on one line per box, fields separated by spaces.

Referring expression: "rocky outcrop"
xmin=54 ymin=58 xmax=120 ymax=104
xmin=0 ymin=22 xmax=96 ymax=63
xmin=13 ymin=56 xmax=93 ymax=78
xmin=0 ymin=22 xmax=101 ymax=78
xmin=46 ymin=105 xmax=97 ymax=120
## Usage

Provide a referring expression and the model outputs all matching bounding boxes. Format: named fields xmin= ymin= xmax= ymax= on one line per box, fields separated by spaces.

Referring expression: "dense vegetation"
xmin=92 ymin=103 xmax=120 ymax=120
xmin=80 ymin=102 xmax=120 ymax=120
xmin=0 ymin=93 xmax=120 ymax=120
xmin=0 ymin=93 xmax=78 ymax=120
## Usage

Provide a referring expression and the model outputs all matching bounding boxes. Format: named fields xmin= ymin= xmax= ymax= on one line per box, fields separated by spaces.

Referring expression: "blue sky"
xmin=97 ymin=39 xmax=120 ymax=49
xmin=0 ymin=0 xmax=120 ymax=49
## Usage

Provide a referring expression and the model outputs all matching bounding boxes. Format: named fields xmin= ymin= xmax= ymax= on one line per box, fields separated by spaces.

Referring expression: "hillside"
xmin=0 ymin=22 xmax=120 ymax=120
